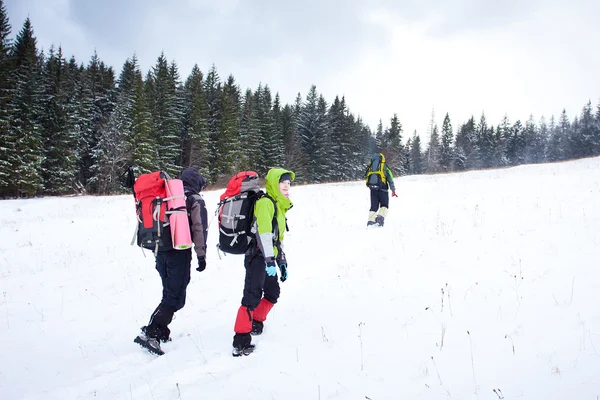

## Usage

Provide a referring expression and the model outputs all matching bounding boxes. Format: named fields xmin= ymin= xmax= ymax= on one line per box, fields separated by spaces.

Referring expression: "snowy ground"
xmin=1 ymin=157 xmax=599 ymax=399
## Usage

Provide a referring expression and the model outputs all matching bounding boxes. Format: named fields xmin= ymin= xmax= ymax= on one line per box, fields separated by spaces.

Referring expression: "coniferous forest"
xmin=1 ymin=1 xmax=599 ymax=198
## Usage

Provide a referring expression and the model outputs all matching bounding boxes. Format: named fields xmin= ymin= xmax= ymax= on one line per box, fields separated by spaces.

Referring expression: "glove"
xmin=196 ymin=257 xmax=206 ymax=272
xmin=392 ymin=192 xmax=398 ymax=198
xmin=278 ymin=263 xmax=288 ymax=282
xmin=265 ymin=258 xmax=277 ymax=276
xmin=277 ymin=251 xmax=288 ymax=282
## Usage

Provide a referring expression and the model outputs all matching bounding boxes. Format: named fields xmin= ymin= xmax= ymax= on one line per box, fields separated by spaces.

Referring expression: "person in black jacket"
xmin=134 ymin=167 xmax=208 ymax=355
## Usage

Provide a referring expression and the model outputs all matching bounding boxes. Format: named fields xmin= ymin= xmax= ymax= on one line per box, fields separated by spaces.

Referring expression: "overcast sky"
xmin=6 ymin=0 xmax=600 ymax=140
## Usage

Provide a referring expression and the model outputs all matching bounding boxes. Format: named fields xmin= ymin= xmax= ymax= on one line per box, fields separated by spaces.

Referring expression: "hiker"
xmin=232 ymin=168 xmax=294 ymax=356
xmin=365 ymin=153 xmax=397 ymax=227
xmin=135 ymin=167 xmax=208 ymax=355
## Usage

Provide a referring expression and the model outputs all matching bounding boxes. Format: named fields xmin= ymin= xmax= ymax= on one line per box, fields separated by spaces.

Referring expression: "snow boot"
xmin=251 ymin=320 xmax=264 ymax=335
xmin=375 ymin=215 xmax=385 ymax=226
xmin=232 ymin=333 xmax=255 ymax=357
xmin=141 ymin=325 xmax=171 ymax=343
xmin=134 ymin=331 xmax=164 ymax=356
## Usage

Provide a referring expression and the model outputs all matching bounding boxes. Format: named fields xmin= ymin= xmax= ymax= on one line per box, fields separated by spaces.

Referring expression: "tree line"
xmin=0 ymin=1 xmax=599 ymax=198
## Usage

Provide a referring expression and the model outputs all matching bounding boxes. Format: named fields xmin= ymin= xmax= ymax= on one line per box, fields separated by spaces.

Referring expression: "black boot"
xmin=142 ymin=325 xmax=171 ymax=343
xmin=232 ymin=333 xmax=255 ymax=357
xmin=375 ymin=215 xmax=384 ymax=226
xmin=251 ymin=320 xmax=264 ymax=335
xmin=134 ymin=328 xmax=164 ymax=355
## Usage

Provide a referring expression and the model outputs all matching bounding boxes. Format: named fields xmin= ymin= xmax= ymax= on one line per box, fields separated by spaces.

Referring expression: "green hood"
xmin=265 ymin=168 xmax=295 ymax=209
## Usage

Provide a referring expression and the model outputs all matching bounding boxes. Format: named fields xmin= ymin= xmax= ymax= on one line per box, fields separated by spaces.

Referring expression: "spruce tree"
xmin=313 ymin=94 xmax=331 ymax=182
xmin=535 ymin=116 xmax=549 ymax=163
xmin=130 ymin=67 xmax=154 ymax=174
xmin=40 ymin=46 xmax=79 ymax=194
xmin=91 ymin=56 xmax=139 ymax=193
xmin=216 ymin=74 xmax=240 ymax=175
xmin=545 ymin=115 xmax=562 ymax=162
xmin=383 ymin=113 xmax=404 ymax=175
xmin=440 ymin=113 xmax=453 ymax=172
xmin=286 ymin=92 xmax=307 ymax=181
xmin=556 ymin=110 xmax=571 ymax=160
xmin=238 ymin=88 xmax=260 ymax=171
xmin=146 ymin=53 xmax=182 ymax=178
xmin=257 ymin=85 xmax=283 ymax=174
xmin=203 ymin=64 xmax=221 ymax=181
xmin=409 ymin=131 xmax=423 ymax=174
xmin=425 ymin=112 xmax=440 ymax=173
xmin=426 ymin=125 xmax=441 ymax=173
xmin=0 ymin=0 xmax=12 ymax=194
xmin=78 ymin=51 xmax=116 ymax=192
xmin=8 ymin=18 xmax=44 ymax=196
xmin=182 ymin=64 xmax=210 ymax=175
xmin=454 ymin=117 xmax=477 ymax=170
xmin=298 ymin=85 xmax=320 ymax=181
xmin=573 ymin=101 xmax=596 ymax=158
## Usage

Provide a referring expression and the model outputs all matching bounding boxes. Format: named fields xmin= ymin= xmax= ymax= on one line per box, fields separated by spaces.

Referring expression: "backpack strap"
xmin=252 ymin=192 xmax=281 ymax=253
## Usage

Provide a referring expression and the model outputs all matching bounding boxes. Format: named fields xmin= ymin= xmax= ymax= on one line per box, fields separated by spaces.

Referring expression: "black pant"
xmin=370 ymin=189 xmax=389 ymax=212
xmin=147 ymin=249 xmax=192 ymax=337
xmin=155 ymin=249 xmax=192 ymax=310
xmin=242 ymin=252 xmax=280 ymax=310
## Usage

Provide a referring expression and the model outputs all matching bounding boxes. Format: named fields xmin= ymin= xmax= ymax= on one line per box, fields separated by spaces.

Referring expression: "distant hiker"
xmin=133 ymin=167 xmax=208 ymax=355
xmin=231 ymin=168 xmax=294 ymax=356
xmin=365 ymin=153 xmax=397 ymax=227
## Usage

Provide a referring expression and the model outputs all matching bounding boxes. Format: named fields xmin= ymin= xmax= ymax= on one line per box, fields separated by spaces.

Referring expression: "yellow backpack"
xmin=366 ymin=153 xmax=387 ymax=189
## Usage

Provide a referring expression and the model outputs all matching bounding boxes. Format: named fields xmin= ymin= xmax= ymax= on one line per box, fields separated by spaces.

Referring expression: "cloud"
xmin=5 ymin=0 xmax=600 ymax=142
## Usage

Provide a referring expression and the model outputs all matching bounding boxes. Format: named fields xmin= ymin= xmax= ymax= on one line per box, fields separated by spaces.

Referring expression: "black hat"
xmin=279 ymin=172 xmax=292 ymax=183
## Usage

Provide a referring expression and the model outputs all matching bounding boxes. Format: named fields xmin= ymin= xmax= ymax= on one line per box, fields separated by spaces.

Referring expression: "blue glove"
xmin=277 ymin=251 xmax=288 ymax=282
xmin=265 ymin=258 xmax=277 ymax=276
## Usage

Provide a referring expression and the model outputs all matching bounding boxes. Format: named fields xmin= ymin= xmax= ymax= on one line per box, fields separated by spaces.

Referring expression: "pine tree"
xmin=497 ymin=115 xmax=511 ymax=166
xmin=238 ymin=88 xmax=260 ymax=171
xmin=7 ymin=18 xmax=44 ymax=196
xmin=147 ymin=53 xmax=182 ymax=178
xmin=298 ymin=85 xmax=320 ymax=181
xmin=535 ymin=116 xmax=549 ymax=163
xmin=403 ymin=138 xmax=412 ymax=174
xmin=522 ymin=115 xmax=537 ymax=164
xmin=182 ymin=64 xmax=210 ymax=176
xmin=314 ymin=94 xmax=332 ymax=182
xmin=476 ymin=113 xmax=496 ymax=169
xmin=0 ymin=0 xmax=13 ymax=194
xmin=409 ymin=131 xmax=423 ymax=174
xmin=556 ymin=110 xmax=571 ymax=160
xmin=425 ymin=112 xmax=441 ymax=173
xmin=203 ymin=64 xmax=221 ymax=181
xmin=572 ymin=101 xmax=596 ymax=158
xmin=455 ymin=117 xmax=479 ymax=170
xmin=346 ymin=106 xmax=371 ymax=179
xmin=130 ymin=65 xmax=154 ymax=175
xmin=91 ymin=56 xmax=138 ymax=194
xmin=39 ymin=46 xmax=79 ymax=194
xmin=78 ymin=51 xmax=116 ymax=193
xmin=257 ymin=85 xmax=283 ymax=174
xmin=440 ymin=113 xmax=453 ymax=172
xmin=286 ymin=92 xmax=307 ymax=181
xmin=383 ymin=113 xmax=404 ymax=176
xmin=375 ymin=119 xmax=383 ymax=151
xmin=216 ymin=74 xmax=240 ymax=175
xmin=594 ymin=99 xmax=600 ymax=155
xmin=545 ymin=115 xmax=562 ymax=162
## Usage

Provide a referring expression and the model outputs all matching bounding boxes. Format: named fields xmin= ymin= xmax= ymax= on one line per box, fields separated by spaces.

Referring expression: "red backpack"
xmin=133 ymin=171 xmax=173 ymax=252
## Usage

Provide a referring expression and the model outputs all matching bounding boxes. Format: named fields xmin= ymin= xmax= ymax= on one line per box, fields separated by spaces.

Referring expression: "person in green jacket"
xmin=232 ymin=167 xmax=295 ymax=356
xmin=365 ymin=153 xmax=397 ymax=227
